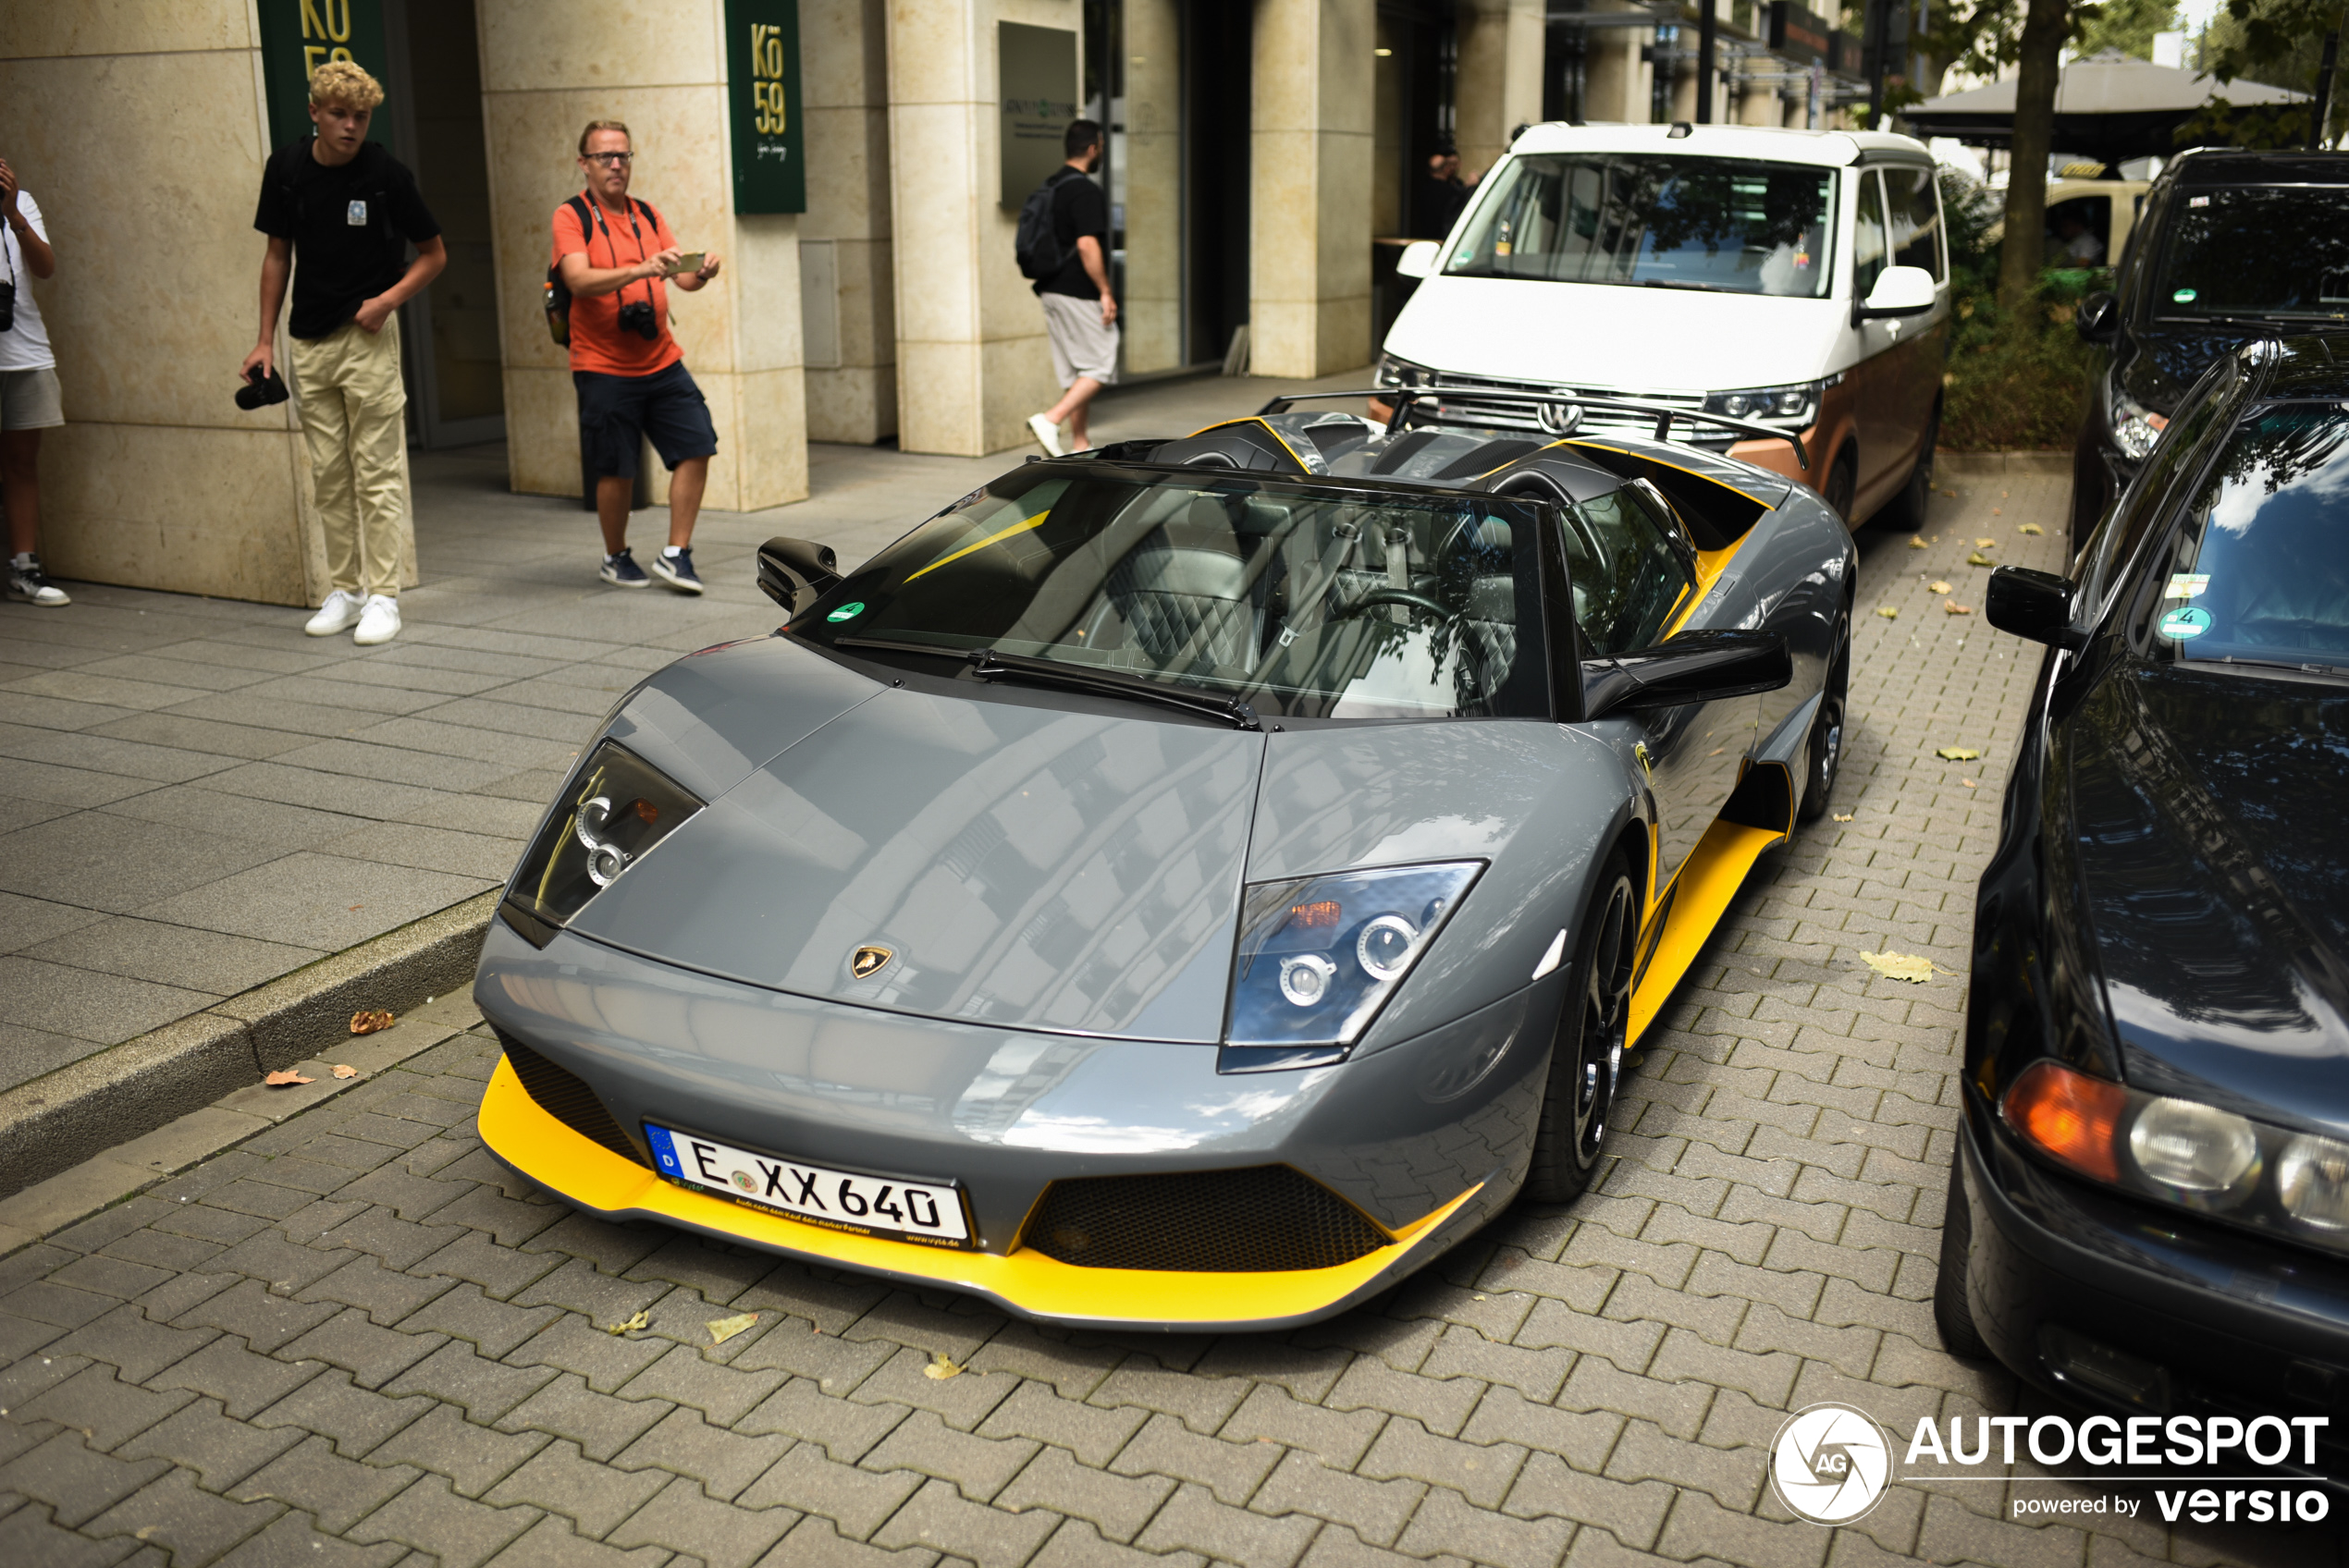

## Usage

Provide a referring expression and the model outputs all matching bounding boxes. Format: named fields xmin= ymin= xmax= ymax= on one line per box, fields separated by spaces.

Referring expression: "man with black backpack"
xmin=244 ymin=61 xmax=445 ymax=646
xmin=550 ymin=120 xmax=721 ymax=593
xmin=1020 ymin=120 xmax=1117 ymax=457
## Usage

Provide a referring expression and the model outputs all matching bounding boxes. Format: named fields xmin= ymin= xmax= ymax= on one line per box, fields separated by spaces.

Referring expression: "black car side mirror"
xmin=757 ymin=537 xmax=841 ymax=612
xmin=2076 ymin=291 xmax=2119 ymax=345
xmin=1580 ymin=630 xmax=1791 ymax=721
xmin=1986 ymin=567 xmax=2086 ymax=649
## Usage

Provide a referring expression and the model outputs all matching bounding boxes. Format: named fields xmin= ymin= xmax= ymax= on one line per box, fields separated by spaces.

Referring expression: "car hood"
xmin=1386 ymin=276 xmax=1847 ymax=393
xmin=2067 ymin=663 xmax=2349 ymax=1135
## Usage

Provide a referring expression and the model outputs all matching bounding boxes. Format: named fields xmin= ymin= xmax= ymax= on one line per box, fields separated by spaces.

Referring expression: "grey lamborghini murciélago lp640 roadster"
xmin=473 ymin=396 xmax=1857 ymax=1329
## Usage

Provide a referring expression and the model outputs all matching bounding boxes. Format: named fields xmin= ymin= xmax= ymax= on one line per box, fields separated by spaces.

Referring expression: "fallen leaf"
xmin=1966 ymin=550 xmax=1995 ymax=567
xmin=1876 ymin=606 xmax=1900 ymax=619
xmin=1831 ymin=811 xmax=1854 ymax=822
xmin=1861 ymin=950 xmax=1937 ymax=984
xmin=348 ymin=904 xmax=363 ymax=912
xmin=1946 ymin=601 xmax=1972 ymax=615
xmin=606 ymin=1310 xmax=650 ymax=1337
xmin=1962 ymin=778 xmax=1978 ymax=789
xmin=264 ymin=1070 xmax=314 ymax=1087
xmin=1908 ymin=536 xmax=1929 ymax=549
xmin=707 ymin=1312 xmax=759 ymax=1345
xmin=332 ymin=1064 xmax=359 ymax=1079
xmin=350 ymin=1010 xmax=395 ymax=1035
xmin=1943 ymin=488 xmax=1959 ymax=498
xmin=2017 ymin=522 xmax=2043 ymax=535
xmin=1708 ymin=747 xmax=1723 ymax=756
xmin=1975 ymin=536 xmax=1996 ymax=546
xmin=923 ymin=1354 xmax=964 ymax=1381
xmin=1937 ymin=745 xmax=1982 ymax=761
xmin=1926 ymin=580 xmax=1952 ymax=594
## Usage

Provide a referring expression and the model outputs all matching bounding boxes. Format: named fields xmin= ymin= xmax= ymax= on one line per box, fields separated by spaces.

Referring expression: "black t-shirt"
xmin=253 ymin=139 xmax=441 ymax=339
xmin=1038 ymin=169 xmax=1109 ymax=300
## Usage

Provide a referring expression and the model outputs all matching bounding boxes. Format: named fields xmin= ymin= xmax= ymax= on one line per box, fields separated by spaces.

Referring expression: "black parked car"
xmin=1944 ymin=334 xmax=2349 ymax=1478
xmin=2070 ymin=150 xmax=2349 ymax=545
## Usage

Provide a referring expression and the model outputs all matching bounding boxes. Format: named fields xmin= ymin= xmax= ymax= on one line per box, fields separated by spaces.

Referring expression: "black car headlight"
xmin=1704 ymin=380 xmax=1825 ymax=426
xmin=1225 ymin=862 xmax=1482 ymax=1047
xmin=505 ymin=741 xmax=705 ymax=930
xmin=2004 ymin=1059 xmax=2349 ymax=1259
xmin=1376 ymin=353 xmax=1433 ymax=391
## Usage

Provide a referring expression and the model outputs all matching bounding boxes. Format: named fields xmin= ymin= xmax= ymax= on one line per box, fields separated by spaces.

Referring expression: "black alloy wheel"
xmin=1932 ymin=1141 xmax=1991 ymax=1358
xmin=1524 ymin=851 xmax=1639 ymax=1202
xmin=1797 ymin=620 xmax=1850 ymax=824
xmin=1823 ymin=447 xmax=1858 ymax=525
xmin=1883 ymin=403 xmax=1939 ymax=533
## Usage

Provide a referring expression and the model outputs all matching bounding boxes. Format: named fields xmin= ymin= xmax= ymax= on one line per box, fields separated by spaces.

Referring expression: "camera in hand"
xmin=235 ymin=368 xmax=290 ymax=410
xmin=0 ymin=279 xmax=14 ymax=334
xmin=618 ymin=300 xmax=659 ymax=341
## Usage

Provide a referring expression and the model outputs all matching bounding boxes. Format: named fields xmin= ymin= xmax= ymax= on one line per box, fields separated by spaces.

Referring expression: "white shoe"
xmin=305 ymin=589 xmax=363 ymax=636
xmin=1027 ymin=412 xmax=1064 ymax=458
xmin=353 ymin=594 xmax=400 ymax=646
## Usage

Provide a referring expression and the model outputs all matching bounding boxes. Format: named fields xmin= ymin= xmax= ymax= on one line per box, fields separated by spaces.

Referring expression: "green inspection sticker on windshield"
xmin=827 ymin=602 xmax=866 ymax=623
xmin=2165 ymin=574 xmax=2210 ymax=599
xmin=2159 ymin=606 xmax=2212 ymax=640
xmin=2172 ymin=288 xmax=2198 ymax=303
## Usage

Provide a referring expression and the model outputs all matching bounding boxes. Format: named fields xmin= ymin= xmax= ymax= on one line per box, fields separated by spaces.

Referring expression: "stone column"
xmin=1121 ymin=0 xmax=1183 ymax=375
xmin=478 ymin=0 xmax=807 ymax=510
xmin=800 ymin=0 xmax=895 ymax=444
xmin=1581 ymin=30 xmax=1654 ymax=125
xmin=883 ymin=0 xmax=1081 ymax=457
xmin=1454 ymin=0 xmax=1543 ymax=178
xmin=0 ymin=2 xmax=344 ymax=605
xmin=1250 ymin=0 xmax=1374 ymax=380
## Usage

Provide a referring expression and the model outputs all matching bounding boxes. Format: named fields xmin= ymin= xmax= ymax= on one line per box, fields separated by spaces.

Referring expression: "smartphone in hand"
xmin=665 ymin=252 xmax=706 ymax=277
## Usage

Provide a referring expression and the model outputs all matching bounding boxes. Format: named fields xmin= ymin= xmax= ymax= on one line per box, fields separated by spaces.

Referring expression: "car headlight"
xmin=2109 ymin=389 xmax=2169 ymax=460
xmin=1703 ymin=381 xmax=1823 ymax=426
xmin=1225 ymin=862 xmax=1482 ymax=1047
xmin=1375 ymin=353 xmax=1432 ymax=391
xmin=505 ymin=741 xmax=705 ymax=930
xmin=2003 ymin=1060 xmax=2349 ymax=1257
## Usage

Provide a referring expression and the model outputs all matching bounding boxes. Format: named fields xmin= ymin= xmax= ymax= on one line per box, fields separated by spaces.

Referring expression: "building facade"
xmin=0 ymin=0 xmax=1868 ymax=606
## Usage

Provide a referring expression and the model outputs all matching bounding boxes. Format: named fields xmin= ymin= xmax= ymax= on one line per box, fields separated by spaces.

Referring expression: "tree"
xmin=2190 ymin=0 xmax=2347 ymax=146
xmin=2075 ymin=0 xmax=2179 ymax=59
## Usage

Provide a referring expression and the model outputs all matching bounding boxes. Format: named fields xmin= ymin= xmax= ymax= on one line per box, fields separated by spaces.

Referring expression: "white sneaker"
xmin=305 ymin=589 xmax=363 ymax=636
xmin=353 ymin=594 xmax=401 ymax=646
xmin=1027 ymin=412 xmax=1064 ymax=457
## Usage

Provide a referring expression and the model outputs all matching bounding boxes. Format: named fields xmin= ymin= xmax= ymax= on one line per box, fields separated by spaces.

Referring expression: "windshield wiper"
xmin=965 ymin=649 xmax=1262 ymax=730
xmin=833 ymin=634 xmax=968 ymax=659
xmin=1641 ymin=278 xmax=1732 ymax=293
xmin=2205 ymin=654 xmax=2349 ymax=680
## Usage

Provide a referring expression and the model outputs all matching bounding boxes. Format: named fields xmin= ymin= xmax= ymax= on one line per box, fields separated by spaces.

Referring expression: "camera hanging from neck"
xmin=588 ymin=191 xmax=660 ymax=343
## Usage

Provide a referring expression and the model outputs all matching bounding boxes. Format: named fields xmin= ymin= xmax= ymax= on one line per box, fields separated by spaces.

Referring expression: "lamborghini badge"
xmin=851 ymin=945 xmax=893 ymax=979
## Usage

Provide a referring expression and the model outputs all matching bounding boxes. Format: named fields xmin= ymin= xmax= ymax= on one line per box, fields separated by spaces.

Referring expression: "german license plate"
xmin=642 ymin=1122 xmax=971 ymax=1246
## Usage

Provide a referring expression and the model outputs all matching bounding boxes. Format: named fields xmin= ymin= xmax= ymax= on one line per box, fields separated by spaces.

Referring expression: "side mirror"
xmin=1856 ymin=263 xmax=1937 ymax=320
xmin=1580 ymin=630 xmax=1792 ymax=721
xmin=757 ymin=536 xmax=840 ymax=612
xmin=2076 ymin=290 xmax=2119 ymax=345
xmin=1986 ymin=567 xmax=2085 ymax=649
xmin=1395 ymin=239 xmax=1439 ymax=280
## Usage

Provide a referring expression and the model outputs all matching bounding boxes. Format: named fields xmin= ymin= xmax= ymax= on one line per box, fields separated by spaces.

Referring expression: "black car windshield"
xmin=792 ymin=466 xmax=1550 ymax=721
xmin=2133 ymin=403 xmax=2349 ymax=674
xmin=2155 ymin=186 xmax=2349 ymax=322
xmin=1445 ymin=153 xmax=1835 ymax=298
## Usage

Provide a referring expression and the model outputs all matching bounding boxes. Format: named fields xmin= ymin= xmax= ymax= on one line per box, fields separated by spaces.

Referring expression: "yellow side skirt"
xmin=477 ymin=1058 xmax=1482 ymax=1329
xmin=1627 ymin=819 xmax=1786 ymax=1047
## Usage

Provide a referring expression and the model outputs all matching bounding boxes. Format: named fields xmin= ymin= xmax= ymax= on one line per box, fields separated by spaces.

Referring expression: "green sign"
xmin=726 ymin=0 xmax=806 ymax=214
xmin=254 ymin=0 xmax=393 ymax=153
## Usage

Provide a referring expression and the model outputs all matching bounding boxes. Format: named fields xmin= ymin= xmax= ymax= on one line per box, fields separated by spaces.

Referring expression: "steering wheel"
xmin=1334 ymin=587 xmax=1457 ymax=621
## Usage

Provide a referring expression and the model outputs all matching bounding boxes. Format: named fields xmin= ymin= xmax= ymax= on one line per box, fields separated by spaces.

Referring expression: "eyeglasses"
xmin=585 ymin=152 xmax=633 ymax=166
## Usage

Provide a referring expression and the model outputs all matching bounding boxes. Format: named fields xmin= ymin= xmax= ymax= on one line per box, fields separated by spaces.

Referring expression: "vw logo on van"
xmin=1536 ymin=394 xmax=1583 ymax=435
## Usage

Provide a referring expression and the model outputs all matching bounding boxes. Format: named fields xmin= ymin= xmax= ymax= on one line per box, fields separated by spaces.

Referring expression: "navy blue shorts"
xmin=573 ymin=361 xmax=719 ymax=480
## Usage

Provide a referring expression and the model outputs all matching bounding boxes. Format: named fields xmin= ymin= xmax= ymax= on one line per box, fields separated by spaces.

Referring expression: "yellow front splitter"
xmin=477 ymin=1058 xmax=1485 ymax=1330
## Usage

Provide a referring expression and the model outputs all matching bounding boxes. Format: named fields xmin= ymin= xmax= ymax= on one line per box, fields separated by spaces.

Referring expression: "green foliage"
xmin=2076 ymin=0 xmax=2180 ymax=58
xmin=2185 ymin=0 xmax=2345 ymax=147
xmin=1937 ymin=167 xmax=2100 ymax=449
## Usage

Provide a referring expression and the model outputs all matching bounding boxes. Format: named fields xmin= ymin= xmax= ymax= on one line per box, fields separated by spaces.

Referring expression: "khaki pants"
xmin=289 ymin=316 xmax=408 ymax=600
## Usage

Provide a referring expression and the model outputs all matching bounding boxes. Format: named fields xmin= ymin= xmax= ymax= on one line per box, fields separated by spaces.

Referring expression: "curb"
xmin=0 ymin=890 xmax=498 ymax=1199
xmin=1938 ymin=450 xmax=2071 ymax=477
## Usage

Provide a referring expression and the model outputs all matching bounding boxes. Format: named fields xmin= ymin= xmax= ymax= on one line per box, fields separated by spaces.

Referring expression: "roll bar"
xmin=1254 ymin=386 xmax=1809 ymax=470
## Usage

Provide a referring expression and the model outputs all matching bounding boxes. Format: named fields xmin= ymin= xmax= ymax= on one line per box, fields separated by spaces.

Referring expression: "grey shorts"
xmin=1039 ymin=291 xmax=1120 ymax=386
xmin=0 ymin=367 xmax=62 ymax=432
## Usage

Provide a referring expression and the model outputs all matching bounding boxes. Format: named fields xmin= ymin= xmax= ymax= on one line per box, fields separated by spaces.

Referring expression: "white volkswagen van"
xmin=1380 ymin=123 xmax=1949 ymax=529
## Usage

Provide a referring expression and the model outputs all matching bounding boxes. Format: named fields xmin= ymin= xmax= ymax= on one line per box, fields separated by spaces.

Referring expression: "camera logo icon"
xmin=1769 ymin=1402 xmax=1895 ymax=1525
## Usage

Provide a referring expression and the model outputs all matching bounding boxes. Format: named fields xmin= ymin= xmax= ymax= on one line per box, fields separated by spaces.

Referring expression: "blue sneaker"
xmin=649 ymin=547 xmax=704 ymax=594
xmin=599 ymin=547 xmax=649 ymax=588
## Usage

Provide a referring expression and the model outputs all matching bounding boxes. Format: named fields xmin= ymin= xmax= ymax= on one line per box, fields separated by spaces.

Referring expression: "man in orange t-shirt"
xmin=552 ymin=119 xmax=722 ymax=593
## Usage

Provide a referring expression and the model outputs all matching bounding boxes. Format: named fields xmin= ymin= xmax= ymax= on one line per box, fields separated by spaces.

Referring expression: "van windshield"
xmin=1445 ymin=153 xmax=1836 ymax=299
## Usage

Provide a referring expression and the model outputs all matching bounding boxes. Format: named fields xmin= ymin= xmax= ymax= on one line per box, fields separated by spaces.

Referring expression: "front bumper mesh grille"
xmin=499 ymin=1036 xmax=648 ymax=1169
xmin=1025 ymin=1165 xmax=1391 ymax=1272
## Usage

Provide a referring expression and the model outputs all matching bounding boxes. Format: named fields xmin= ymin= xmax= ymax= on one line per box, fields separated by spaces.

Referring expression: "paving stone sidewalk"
xmin=0 ymin=472 xmax=2323 ymax=1568
xmin=0 ymin=373 xmax=1356 ymax=1098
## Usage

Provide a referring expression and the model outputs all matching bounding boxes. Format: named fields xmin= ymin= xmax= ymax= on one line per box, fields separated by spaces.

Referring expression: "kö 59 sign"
xmin=726 ymin=0 xmax=806 ymax=214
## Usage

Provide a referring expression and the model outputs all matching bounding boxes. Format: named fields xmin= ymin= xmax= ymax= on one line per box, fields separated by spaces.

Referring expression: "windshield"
xmin=2132 ymin=403 xmax=2349 ymax=674
xmin=1444 ymin=153 xmax=1836 ymax=298
xmin=793 ymin=467 xmax=1551 ymax=721
xmin=2156 ymin=187 xmax=2349 ymax=322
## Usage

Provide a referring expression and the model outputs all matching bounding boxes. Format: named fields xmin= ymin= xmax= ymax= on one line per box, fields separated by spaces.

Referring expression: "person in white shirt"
xmin=0 ymin=155 xmax=66 ymax=607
